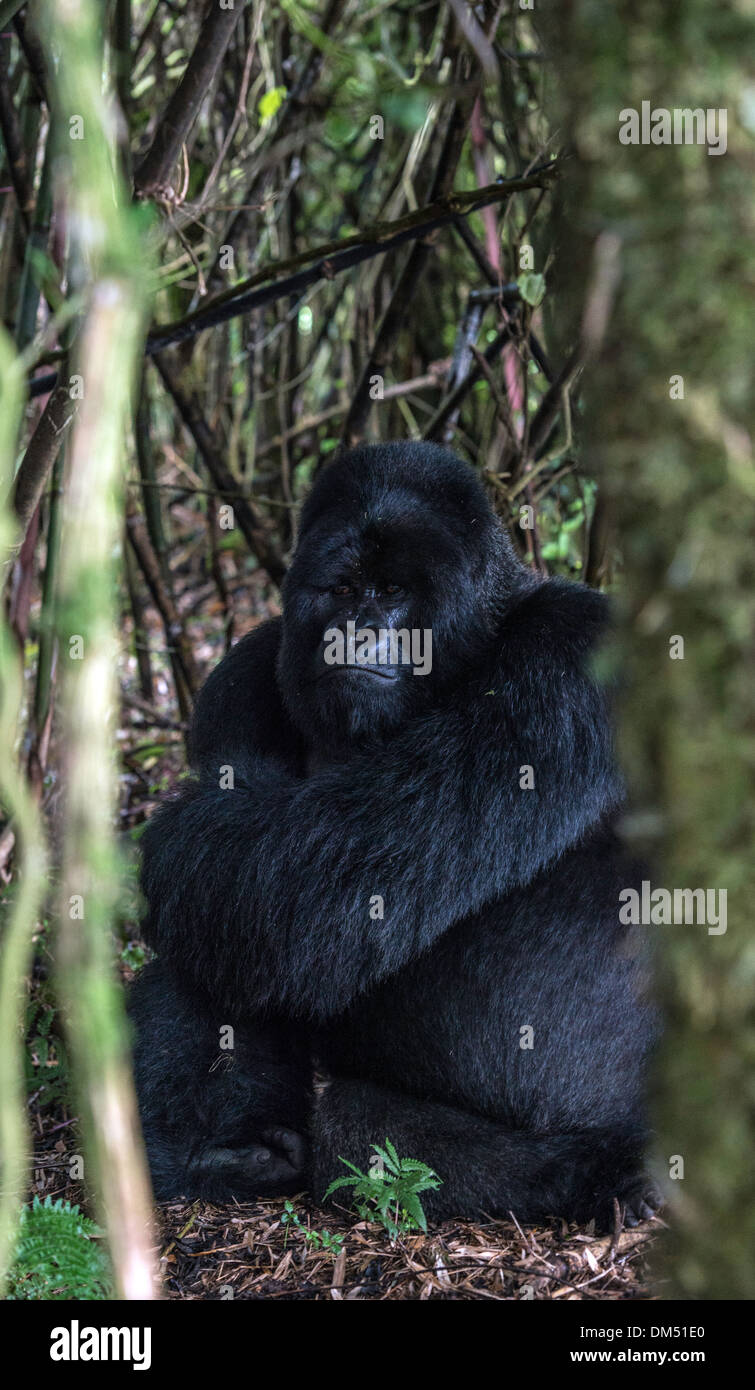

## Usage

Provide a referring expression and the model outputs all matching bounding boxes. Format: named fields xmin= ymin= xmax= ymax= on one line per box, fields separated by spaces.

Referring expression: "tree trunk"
xmin=544 ymin=0 xmax=754 ymax=1299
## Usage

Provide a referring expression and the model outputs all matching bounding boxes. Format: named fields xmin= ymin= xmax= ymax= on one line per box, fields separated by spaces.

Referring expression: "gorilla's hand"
xmin=141 ymin=581 xmax=622 ymax=1020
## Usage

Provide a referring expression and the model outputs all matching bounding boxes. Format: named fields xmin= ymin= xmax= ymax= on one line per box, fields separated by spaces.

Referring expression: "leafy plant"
xmin=518 ymin=271 xmax=546 ymax=307
xmin=24 ymin=1000 xmax=69 ymax=1109
xmin=258 ymin=85 xmax=287 ymax=124
xmin=120 ymin=940 xmax=147 ymax=972
xmin=7 ymin=1196 xmax=112 ymax=1300
xmin=324 ymin=1140 xmax=441 ymax=1240
xmin=281 ymin=1201 xmax=344 ymax=1254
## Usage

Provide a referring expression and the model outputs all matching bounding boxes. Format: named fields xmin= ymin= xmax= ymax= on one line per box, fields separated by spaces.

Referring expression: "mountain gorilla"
xmin=130 ymin=441 xmax=660 ymax=1228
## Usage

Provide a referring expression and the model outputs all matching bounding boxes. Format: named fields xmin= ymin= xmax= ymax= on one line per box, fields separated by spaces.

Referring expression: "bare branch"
xmin=152 ymin=167 xmax=560 ymax=352
xmin=13 ymin=382 xmax=77 ymax=538
xmin=28 ymin=164 xmax=562 ymax=399
xmin=424 ymin=325 xmax=514 ymax=442
xmin=134 ymin=0 xmax=248 ymax=199
xmin=152 ymin=353 xmax=286 ymax=585
xmin=341 ymin=67 xmax=479 ymax=447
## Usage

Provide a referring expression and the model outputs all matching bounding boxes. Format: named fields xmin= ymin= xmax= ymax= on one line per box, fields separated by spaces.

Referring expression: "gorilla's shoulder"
xmin=498 ymin=578 xmax=612 ymax=664
xmin=188 ymin=618 xmax=298 ymax=771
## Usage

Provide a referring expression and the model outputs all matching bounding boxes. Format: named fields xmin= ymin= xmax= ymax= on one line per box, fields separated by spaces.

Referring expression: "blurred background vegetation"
xmin=0 ymin=0 xmax=751 ymax=1300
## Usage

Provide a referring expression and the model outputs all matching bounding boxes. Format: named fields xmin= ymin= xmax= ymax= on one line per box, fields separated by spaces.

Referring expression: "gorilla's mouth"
xmin=317 ymin=665 xmax=399 ymax=683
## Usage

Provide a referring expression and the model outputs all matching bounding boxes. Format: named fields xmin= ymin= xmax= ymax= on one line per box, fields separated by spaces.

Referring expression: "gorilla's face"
xmin=276 ymin=443 xmax=517 ymax=754
xmin=279 ymin=516 xmax=432 ymax=746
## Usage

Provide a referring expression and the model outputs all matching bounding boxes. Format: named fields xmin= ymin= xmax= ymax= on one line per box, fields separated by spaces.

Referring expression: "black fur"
xmin=130 ymin=441 xmax=658 ymax=1227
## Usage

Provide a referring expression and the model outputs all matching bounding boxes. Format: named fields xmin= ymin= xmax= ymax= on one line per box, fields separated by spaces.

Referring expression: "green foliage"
xmin=24 ymin=998 xmax=68 ymax=1109
xmin=324 ymin=1140 xmax=441 ymax=1240
xmin=281 ymin=1201 xmax=345 ymax=1255
xmin=120 ymin=941 xmax=147 ymax=972
xmin=382 ymin=85 xmax=437 ymax=133
xmin=539 ymin=486 xmax=596 ymax=572
xmin=543 ymin=0 xmax=754 ymax=1299
xmin=258 ymin=86 xmax=287 ymax=125
xmin=7 ymin=1197 xmax=112 ymax=1300
xmin=518 ymin=272 xmax=546 ymax=308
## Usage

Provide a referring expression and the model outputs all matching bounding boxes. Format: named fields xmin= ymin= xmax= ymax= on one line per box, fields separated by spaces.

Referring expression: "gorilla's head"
xmin=277 ymin=442 xmax=525 ymax=752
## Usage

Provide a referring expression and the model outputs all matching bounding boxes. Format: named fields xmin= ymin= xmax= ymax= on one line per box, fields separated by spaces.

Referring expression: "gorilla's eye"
xmin=332 ymin=584 xmax=353 ymax=597
xmin=382 ymin=584 xmax=403 ymax=597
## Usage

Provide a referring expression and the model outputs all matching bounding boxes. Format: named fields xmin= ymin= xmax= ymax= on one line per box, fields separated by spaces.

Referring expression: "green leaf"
xmin=258 ymin=86 xmax=287 ymax=125
xmin=371 ymin=1142 xmax=399 ymax=1175
xmin=323 ymin=1173 xmax=360 ymax=1198
xmin=384 ymin=1138 xmax=400 ymax=1170
xmin=401 ymin=1194 xmax=428 ymax=1232
xmin=518 ymin=272 xmax=546 ymax=308
xmin=8 ymin=1197 xmax=111 ymax=1300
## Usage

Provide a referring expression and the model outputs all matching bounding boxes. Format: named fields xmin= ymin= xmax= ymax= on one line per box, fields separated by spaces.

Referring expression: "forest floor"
xmin=153 ymin=1197 xmax=663 ymax=1300
xmin=27 ymin=1107 xmax=664 ymax=1300
xmin=25 ymin=535 xmax=664 ymax=1300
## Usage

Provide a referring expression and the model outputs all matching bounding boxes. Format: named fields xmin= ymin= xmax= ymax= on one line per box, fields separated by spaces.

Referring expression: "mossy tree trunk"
xmin=543 ymin=0 xmax=754 ymax=1298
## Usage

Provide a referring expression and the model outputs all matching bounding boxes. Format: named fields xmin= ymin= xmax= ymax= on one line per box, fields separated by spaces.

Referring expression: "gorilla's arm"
xmin=141 ymin=582 xmax=623 ymax=1020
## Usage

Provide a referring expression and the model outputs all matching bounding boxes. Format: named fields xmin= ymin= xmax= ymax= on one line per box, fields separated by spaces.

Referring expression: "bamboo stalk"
xmin=43 ymin=0 xmax=158 ymax=1302
xmin=28 ymin=445 xmax=64 ymax=792
xmin=55 ymin=282 xmax=157 ymax=1301
xmin=0 ymin=339 xmax=48 ymax=1294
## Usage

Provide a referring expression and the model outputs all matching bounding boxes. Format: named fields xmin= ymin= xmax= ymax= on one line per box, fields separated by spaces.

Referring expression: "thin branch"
xmin=125 ymin=505 xmax=198 ymax=719
xmin=12 ymin=380 xmax=77 ymax=538
xmin=341 ymin=67 xmax=480 ymax=447
xmin=152 ymin=353 xmax=286 ymax=585
xmin=0 ymin=65 xmax=33 ymax=231
xmin=255 ymin=366 xmax=450 ymax=460
xmin=204 ymin=0 xmax=348 ymax=285
xmin=451 ymin=222 xmax=553 ymax=381
xmin=424 ymin=324 xmax=514 ymax=442
xmin=13 ymin=9 xmax=48 ymax=107
xmin=123 ymin=533 xmax=154 ymax=702
xmin=28 ymin=164 xmax=563 ymax=398
xmin=133 ymin=0 xmax=248 ymax=199
xmin=584 ymin=488 xmax=611 ymax=588
xmin=150 ymin=166 xmax=561 ymax=354
xmin=527 ymin=344 xmax=583 ymax=462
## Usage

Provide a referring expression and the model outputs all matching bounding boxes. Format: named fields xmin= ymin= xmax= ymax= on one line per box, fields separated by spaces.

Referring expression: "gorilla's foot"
xmin=615 ymin=1174 xmax=664 ymax=1228
xmin=261 ymin=1126 xmax=307 ymax=1178
xmin=187 ymin=1128 xmax=307 ymax=1199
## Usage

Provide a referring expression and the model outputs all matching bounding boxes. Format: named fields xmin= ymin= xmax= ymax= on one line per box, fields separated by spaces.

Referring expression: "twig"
xmin=133 ymin=0 xmax=248 ymax=200
xmin=27 ymin=164 xmax=563 ymax=399
xmin=424 ymin=324 xmax=513 ymax=441
xmin=527 ymin=344 xmax=584 ymax=462
xmin=203 ymin=0 xmax=348 ymax=287
xmin=0 ymin=59 xmax=33 ymax=230
xmin=152 ymin=353 xmax=286 ymax=585
xmin=121 ymin=691 xmax=187 ymax=733
xmin=12 ymin=380 xmax=77 ymax=540
xmin=125 ymin=504 xmax=199 ymax=721
xmin=341 ymin=64 xmax=480 ymax=446
xmin=584 ymin=488 xmax=611 ymax=589
xmin=153 ymin=168 xmax=561 ymax=354
xmin=255 ymin=367 xmax=450 ymax=459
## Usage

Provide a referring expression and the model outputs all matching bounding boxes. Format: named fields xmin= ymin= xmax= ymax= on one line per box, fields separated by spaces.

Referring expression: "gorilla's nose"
xmin=350 ymin=624 xmax=394 ymax=666
xmin=317 ymin=610 xmax=400 ymax=679
xmin=353 ymin=600 xmax=384 ymax=630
